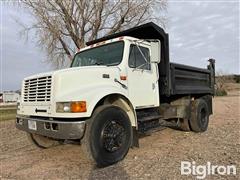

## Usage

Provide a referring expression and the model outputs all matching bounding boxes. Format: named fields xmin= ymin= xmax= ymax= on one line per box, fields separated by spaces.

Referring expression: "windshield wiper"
xmin=93 ymin=61 xmax=104 ymax=65
xmin=106 ymin=62 xmax=119 ymax=66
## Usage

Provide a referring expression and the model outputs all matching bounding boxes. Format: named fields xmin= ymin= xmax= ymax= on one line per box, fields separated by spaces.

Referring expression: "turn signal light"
xmin=71 ymin=101 xmax=87 ymax=113
xmin=120 ymin=76 xmax=127 ymax=80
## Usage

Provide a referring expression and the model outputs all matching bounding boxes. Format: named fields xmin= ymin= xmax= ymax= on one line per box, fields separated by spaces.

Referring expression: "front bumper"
xmin=16 ymin=115 xmax=86 ymax=140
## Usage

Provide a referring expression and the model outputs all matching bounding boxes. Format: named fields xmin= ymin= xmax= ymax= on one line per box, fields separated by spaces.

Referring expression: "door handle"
xmin=152 ymin=83 xmax=155 ymax=90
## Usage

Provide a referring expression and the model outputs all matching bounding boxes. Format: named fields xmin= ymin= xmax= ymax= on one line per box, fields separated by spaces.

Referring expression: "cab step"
xmin=137 ymin=115 xmax=163 ymax=122
xmin=138 ymin=118 xmax=180 ymax=134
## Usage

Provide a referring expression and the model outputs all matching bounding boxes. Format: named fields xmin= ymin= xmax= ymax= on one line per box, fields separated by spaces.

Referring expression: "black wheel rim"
xmin=100 ymin=120 xmax=126 ymax=152
xmin=200 ymin=108 xmax=207 ymax=125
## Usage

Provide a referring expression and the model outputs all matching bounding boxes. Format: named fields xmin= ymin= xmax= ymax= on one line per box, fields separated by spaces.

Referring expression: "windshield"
xmin=71 ymin=41 xmax=124 ymax=67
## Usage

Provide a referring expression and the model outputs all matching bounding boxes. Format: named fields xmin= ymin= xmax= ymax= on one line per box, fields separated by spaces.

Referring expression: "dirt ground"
xmin=0 ymin=92 xmax=239 ymax=179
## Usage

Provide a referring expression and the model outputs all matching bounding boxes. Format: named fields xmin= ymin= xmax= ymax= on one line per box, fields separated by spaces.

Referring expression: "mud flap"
xmin=131 ymin=127 xmax=139 ymax=148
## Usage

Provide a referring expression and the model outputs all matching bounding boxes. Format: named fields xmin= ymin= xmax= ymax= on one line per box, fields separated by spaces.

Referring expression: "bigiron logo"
xmin=180 ymin=161 xmax=237 ymax=179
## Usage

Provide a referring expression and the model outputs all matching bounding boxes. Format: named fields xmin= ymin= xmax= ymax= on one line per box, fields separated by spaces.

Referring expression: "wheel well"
xmin=93 ymin=94 xmax=137 ymax=127
xmin=161 ymin=94 xmax=213 ymax=115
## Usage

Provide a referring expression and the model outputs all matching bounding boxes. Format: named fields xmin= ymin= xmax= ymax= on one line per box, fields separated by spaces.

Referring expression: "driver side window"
xmin=128 ymin=45 xmax=151 ymax=70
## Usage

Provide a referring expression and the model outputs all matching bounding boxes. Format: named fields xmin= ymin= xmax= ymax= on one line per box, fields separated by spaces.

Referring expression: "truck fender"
xmin=91 ymin=93 xmax=139 ymax=148
xmin=91 ymin=93 xmax=137 ymax=128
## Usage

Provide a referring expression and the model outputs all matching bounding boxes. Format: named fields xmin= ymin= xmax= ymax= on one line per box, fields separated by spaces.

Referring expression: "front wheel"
xmin=81 ymin=105 xmax=132 ymax=167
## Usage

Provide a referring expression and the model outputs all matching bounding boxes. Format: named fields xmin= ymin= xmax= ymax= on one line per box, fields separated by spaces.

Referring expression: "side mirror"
xmin=150 ymin=40 xmax=161 ymax=63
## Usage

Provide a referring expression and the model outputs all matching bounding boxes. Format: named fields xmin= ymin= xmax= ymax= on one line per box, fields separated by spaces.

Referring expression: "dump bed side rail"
xmin=169 ymin=59 xmax=215 ymax=95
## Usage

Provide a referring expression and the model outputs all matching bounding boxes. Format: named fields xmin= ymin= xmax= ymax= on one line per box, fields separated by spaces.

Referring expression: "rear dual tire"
xmin=81 ymin=105 xmax=132 ymax=167
xmin=190 ymin=99 xmax=209 ymax=132
xmin=178 ymin=98 xmax=210 ymax=132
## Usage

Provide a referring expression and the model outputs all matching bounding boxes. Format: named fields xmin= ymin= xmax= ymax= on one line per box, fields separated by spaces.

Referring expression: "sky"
xmin=0 ymin=0 xmax=239 ymax=91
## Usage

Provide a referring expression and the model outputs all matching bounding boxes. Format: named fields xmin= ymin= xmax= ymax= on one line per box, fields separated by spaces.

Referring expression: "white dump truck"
xmin=16 ymin=22 xmax=215 ymax=167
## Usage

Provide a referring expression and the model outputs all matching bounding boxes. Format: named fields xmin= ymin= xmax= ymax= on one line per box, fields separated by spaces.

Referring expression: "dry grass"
xmin=0 ymin=106 xmax=17 ymax=121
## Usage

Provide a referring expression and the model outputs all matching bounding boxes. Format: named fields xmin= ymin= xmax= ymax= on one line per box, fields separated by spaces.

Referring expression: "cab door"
xmin=127 ymin=44 xmax=159 ymax=108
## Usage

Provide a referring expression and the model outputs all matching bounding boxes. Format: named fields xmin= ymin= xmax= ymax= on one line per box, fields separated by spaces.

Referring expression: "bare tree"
xmin=20 ymin=0 xmax=167 ymax=68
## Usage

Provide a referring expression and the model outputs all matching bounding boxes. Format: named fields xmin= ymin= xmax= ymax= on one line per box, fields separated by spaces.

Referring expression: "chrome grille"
xmin=23 ymin=76 xmax=52 ymax=102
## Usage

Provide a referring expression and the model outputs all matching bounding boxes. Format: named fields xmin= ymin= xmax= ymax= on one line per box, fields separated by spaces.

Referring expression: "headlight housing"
xmin=56 ymin=101 xmax=87 ymax=113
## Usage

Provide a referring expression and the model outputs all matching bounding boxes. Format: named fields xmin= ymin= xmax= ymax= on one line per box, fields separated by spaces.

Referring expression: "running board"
xmin=137 ymin=115 xmax=163 ymax=122
xmin=138 ymin=118 xmax=181 ymax=134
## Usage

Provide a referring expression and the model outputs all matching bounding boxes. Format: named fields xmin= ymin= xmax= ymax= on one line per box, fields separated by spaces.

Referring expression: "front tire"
xmin=81 ymin=105 xmax=132 ymax=167
xmin=27 ymin=133 xmax=62 ymax=148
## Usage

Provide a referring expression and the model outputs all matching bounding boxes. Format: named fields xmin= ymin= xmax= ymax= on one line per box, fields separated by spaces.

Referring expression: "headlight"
xmin=56 ymin=101 xmax=87 ymax=113
xmin=17 ymin=101 xmax=20 ymax=111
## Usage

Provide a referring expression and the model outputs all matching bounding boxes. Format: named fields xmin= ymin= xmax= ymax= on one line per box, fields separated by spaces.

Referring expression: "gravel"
xmin=0 ymin=95 xmax=239 ymax=179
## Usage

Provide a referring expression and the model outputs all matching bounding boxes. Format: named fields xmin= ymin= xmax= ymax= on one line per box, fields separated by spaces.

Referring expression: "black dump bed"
xmin=87 ymin=22 xmax=215 ymax=96
xmin=169 ymin=61 xmax=215 ymax=95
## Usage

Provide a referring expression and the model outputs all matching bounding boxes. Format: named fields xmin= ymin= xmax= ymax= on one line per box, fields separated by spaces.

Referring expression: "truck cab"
xmin=16 ymin=22 xmax=215 ymax=167
xmin=17 ymin=36 xmax=160 ymax=126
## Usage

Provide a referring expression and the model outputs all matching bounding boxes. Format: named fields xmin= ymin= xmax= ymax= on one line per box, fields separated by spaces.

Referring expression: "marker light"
xmin=120 ymin=76 xmax=127 ymax=80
